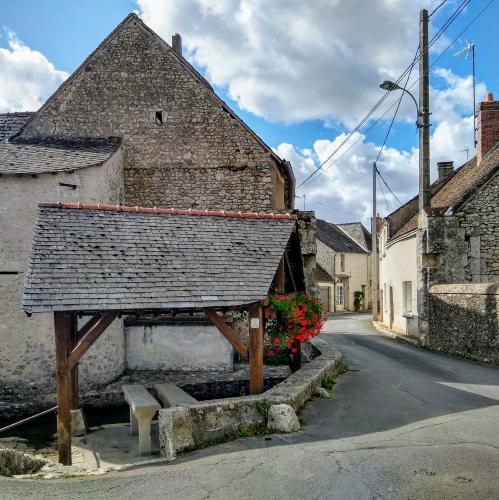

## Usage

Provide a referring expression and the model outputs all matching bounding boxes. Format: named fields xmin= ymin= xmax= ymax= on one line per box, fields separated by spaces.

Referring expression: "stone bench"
xmin=154 ymin=383 xmax=197 ymax=408
xmin=123 ymin=384 xmax=161 ymax=455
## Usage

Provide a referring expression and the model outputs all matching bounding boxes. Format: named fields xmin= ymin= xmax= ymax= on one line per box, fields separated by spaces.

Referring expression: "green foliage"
xmin=353 ymin=291 xmax=364 ymax=312
xmin=337 ymin=363 xmax=349 ymax=375
xmin=255 ymin=401 xmax=272 ymax=420
xmin=321 ymin=375 xmax=337 ymax=390
xmin=238 ymin=422 xmax=268 ymax=438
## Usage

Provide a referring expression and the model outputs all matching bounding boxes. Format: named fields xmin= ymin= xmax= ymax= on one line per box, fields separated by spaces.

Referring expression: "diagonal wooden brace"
xmin=68 ymin=311 xmax=118 ymax=369
xmin=204 ymin=309 xmax=249 ymax=360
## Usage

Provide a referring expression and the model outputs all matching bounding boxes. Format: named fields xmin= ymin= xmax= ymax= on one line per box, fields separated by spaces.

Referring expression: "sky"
xmin=1 ymin=0 xmax=497 ymax=225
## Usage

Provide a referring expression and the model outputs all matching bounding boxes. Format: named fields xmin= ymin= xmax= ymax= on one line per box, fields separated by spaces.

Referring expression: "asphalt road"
xmin=2 ymin=314 xmax=499 ymax=499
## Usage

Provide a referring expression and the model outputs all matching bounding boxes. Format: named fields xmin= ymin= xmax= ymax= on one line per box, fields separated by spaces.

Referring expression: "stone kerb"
xmin=159 ymin=338 xmax=344 ymax=460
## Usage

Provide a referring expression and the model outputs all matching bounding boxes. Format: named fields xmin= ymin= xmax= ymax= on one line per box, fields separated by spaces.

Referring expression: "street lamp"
xmin=379 ymin=80 xmax=420 ymax=126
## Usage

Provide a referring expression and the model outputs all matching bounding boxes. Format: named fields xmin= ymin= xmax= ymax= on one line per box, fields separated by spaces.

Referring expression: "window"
xmin=340 ymin=253 xmax=345 ymax=272
xmin=403 ymin=281 xmax=412 ymax=314
xmin=151 ymin=110 xmax=167 ymax=125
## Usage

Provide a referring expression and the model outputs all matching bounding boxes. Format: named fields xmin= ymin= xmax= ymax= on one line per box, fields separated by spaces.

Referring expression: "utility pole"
xmin=372 ymin=162 xmax=378 ymax=321
xmin=419 ymin=8 xmax=431 ymax=211
xmin=417 ymin=8 xmax=431 ymax=341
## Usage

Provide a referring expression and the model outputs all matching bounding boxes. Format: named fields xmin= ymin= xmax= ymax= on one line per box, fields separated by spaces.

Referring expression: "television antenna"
xmin=454 ymin=39 xmax=476 ymax=147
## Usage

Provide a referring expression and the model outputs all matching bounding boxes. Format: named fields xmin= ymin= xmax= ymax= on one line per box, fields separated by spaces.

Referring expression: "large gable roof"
xmin=317 ymin=219 xmax=368 ymax=254
xmin=23 ymin=204 xmax=296 ymax=313
xmin=392 ymin=146 xmax=499 ymax=239
xmin=0 ymin=139 xmax=120 ymax=175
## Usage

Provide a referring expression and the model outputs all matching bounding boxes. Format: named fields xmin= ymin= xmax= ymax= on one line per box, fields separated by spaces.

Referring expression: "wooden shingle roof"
xmin=23 ymin=204 xmax=296 ymax=313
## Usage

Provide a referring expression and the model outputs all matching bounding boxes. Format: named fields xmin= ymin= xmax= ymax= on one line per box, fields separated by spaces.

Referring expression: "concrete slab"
xmin=72 ymin=422 xmax=161 ymax=470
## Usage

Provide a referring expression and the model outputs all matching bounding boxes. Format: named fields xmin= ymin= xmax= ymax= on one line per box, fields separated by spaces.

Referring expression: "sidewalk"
xmin=370 ymin=320 xmax=421 ymax=347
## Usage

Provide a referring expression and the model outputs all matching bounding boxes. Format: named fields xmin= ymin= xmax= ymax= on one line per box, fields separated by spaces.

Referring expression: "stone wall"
xmin=18 ymin=15 xmax=291 ymax=212
xmin=428 ymin=283 xmax=499 ymax=363
xmin=0 ymin=150 xmax=126 ymax=413
xmin=454 ymin=170 xmax=499 ymax=282
xmin=296 ymin=211 xmax=319 ymax=298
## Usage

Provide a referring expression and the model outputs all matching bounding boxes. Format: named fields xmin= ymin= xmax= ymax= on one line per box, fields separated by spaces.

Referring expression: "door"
xmin=335 ymin=282 xmax=344 ymax=311
xmin=319 ymin=286 xmax=330 ymax=312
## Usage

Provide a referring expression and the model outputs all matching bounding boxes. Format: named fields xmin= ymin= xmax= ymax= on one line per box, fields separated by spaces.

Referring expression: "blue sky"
xmin=1 ymin=0 xmax=497 ymax=223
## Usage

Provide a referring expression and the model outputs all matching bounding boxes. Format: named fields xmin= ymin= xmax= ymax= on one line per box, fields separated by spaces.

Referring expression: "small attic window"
xmin=151 ymin=110 xmax=167 ymax=125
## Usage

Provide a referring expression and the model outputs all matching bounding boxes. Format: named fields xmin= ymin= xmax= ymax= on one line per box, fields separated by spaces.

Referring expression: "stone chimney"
xmin=437 ymin=161 xmax=454 ymax=181
xmin=476 ymin=92 xmax=499 ymax=164
xmin=172 ymin=33 xmax=182 ymax=56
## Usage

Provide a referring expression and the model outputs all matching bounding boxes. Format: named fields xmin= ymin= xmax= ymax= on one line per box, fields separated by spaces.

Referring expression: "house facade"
xmin=316 ymin=219 xmax=371 ymax=312
xmin=0 ymin=14 xmax=313 ymax=416
xmin=378 ymin=93 xmax=499 ymax=350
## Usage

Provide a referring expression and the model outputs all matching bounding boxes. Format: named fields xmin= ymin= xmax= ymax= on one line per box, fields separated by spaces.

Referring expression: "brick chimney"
xmin=172 ymin=33 xmax=182 ymax=56
xmin=476 ymin=92 xmax=499 ymax=164
xmin=437 ymin=161 xmax=454 ymax=181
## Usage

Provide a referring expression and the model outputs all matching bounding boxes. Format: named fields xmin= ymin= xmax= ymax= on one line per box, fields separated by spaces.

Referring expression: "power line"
xmin=376 ymin=168 xmax=403 ymax=205
xmin=297 ymin=0 xmax=491 ymax=193
xmin=295 ymin=195 xmax=365 ymax=219
xmin=377 ymin=173 xmax=391 ymax=212
xmin=297 ymin=0 xmax=472 ymax=190
xmin=429 ymin=0 xmax=449 ymax=18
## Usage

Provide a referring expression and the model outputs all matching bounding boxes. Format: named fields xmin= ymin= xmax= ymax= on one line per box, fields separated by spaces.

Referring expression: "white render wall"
xmin=0 ymin=148 xmax=126 ymax=393
xmin=125 ymin=323 xmax=234 ymax=371
xmin=378 ymin=226 xmax=418 ymax=336
xmin=316 ymin=239 xmax=370 ymax=311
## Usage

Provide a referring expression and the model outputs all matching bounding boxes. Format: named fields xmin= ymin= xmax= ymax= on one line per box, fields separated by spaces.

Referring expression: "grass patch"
xmin=238 ymin=422 xmax=268 ymax=438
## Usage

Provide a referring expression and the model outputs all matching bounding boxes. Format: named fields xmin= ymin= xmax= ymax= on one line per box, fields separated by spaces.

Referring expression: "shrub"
xmin=353 ymin=291 xmax=364 ymax=312
xmin=264 ymin=294 xmax=327 ymax=364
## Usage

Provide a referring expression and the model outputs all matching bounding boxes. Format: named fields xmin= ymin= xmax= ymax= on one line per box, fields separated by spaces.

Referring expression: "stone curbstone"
xmin=158 ymin=338 xmax=343 ymax=460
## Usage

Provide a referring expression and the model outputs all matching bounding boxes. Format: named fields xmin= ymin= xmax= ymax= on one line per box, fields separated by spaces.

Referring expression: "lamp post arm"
xmin=399 ymin=87 xmax=420 ymax=125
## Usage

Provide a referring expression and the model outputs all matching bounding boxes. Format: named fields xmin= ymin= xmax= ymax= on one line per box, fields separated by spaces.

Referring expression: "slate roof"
xmin=0 ymin=112 xmax=34 ymax=141
xmin=392 ymin=145 xmax=499 ymax=239
xmin=315 ymin=264 xmax=334 ymax=282
xmin=23 ymin=204 xmax=296 ymax=313
xmin=0 ymin=139 xmax=120 ymax=175
xmin=337 ymin=222 xmax=372 ymax=251
xmin=317 ymin=219 xmax=368 ymax=254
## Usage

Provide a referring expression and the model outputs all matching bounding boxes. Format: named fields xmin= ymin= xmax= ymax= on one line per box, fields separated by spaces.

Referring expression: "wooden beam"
xmin=277 ymin=256 xmax=286 ymax=293
xmin=204 ymin=309 xmax=248 ymax=360
xmin=284 ymin=252 xmax=297 ymax=292
xmin=68 ymin=311 xmax=118 ymax=369
xmin=54 ymin=311 xmax=72 ymax=465
xmin=69 ymin=313 xmax=79 ymax=410
xmin=248 ymin=303 xmax=264 ymax=395
xmin=75 ymin=313 xmax=103 ymax=343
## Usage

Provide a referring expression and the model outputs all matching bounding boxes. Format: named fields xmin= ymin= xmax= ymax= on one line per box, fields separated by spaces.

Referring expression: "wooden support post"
xmin=69 ymin=313 xmax=79 ymax=410
xmin=277 ymin=256 xmax=286 ymax=293
xmin=54 ymin=311 xmax=72 ymax=466
xmin=248 ymin=303 xmax=264 ymax=395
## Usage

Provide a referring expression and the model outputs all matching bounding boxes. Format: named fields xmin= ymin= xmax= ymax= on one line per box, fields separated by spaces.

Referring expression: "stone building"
xmin=315 ymin=219 xmax=371 ymax=312
xmin=378 ymin=93 xmax=499 ymax=359
xmin=0 ymin=14 xmax=313 ymax=416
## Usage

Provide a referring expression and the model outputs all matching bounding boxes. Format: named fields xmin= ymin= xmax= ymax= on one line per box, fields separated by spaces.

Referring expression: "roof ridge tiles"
xmin=37 ymin=202 xmax=297 ymax=220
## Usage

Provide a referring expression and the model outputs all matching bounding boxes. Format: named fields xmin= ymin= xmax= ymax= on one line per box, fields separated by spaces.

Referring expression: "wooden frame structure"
xmin=52 ymin=302 xmax=268 ymax=465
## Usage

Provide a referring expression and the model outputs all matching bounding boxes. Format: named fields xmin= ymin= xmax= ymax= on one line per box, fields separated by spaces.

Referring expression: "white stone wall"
xmin=125 ymin=323 xmax=233 ymax=371
xmin=0 ymin=148 xmax=126 ymax=395
xmin=378 ymin=226 xmax=418 ymax=336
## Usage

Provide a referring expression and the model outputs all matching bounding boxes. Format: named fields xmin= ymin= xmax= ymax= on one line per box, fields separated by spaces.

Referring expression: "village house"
xmin=378 ymin=93 xmax=499 ymax=360
xmin=315 ymin=219 xmax=372 ymax=313
xmin=0 ymin=13 xmax=317 ymax=416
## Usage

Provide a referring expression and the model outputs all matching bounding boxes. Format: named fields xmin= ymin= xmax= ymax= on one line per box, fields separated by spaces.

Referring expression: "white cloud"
xmin=136 ymin=0 xmax=441 ymax=125
xmin=0 ymin=31 xmax=68 ymax=112
xmin=276 ymin=70 xmax=481 ymax=225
